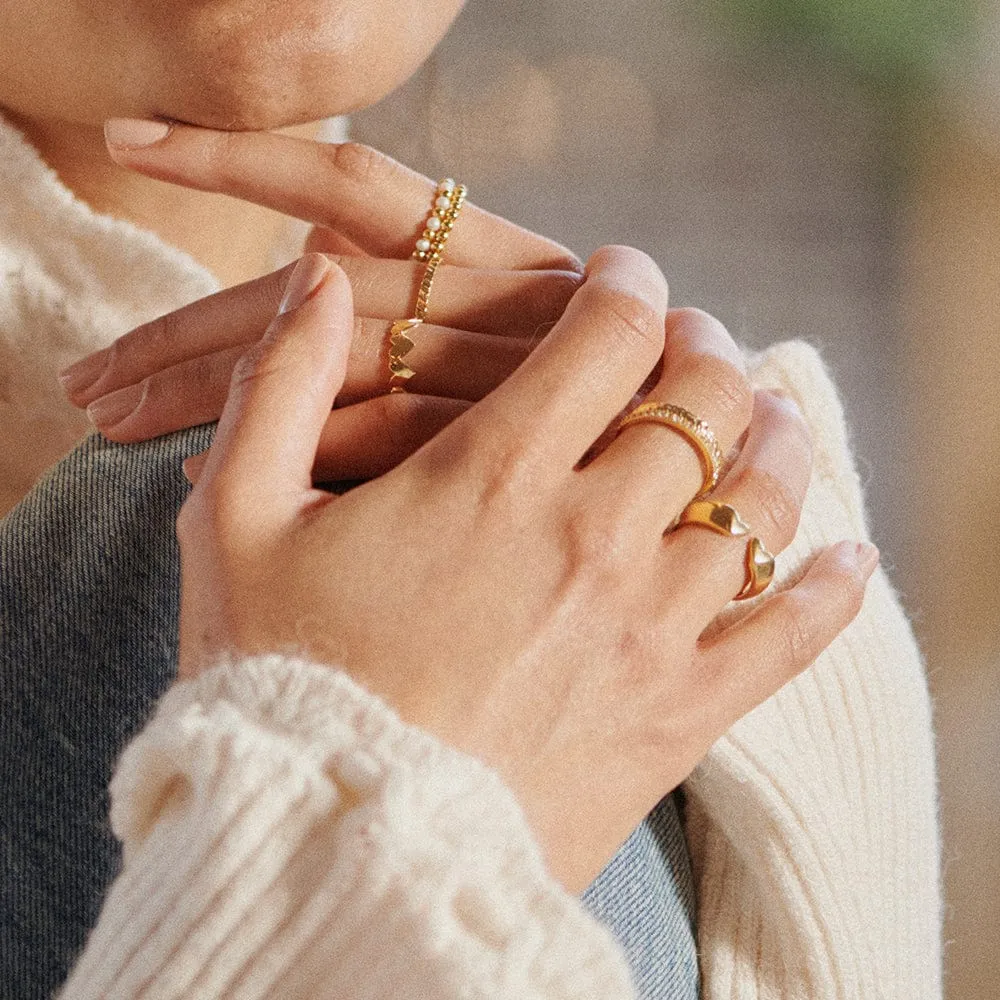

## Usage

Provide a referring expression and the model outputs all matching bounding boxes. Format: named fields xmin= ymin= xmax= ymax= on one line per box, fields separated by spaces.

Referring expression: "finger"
xmin=459 ymin=245 xmax=669 ymax=467
xmin=694 ymin=540 xmax=879 ymax=724
xmin=661 ymin=391 xmax=813 ymax=610
xmin=183 ymin=394 xmax=471 ymax=486
xmin=182 ymin=451 xmax=209 ymax=485
xmin=105 ymin=122 xmax=580 ymax=271
xmin=303 ymin=226 xmax=370 ymax=258
xmin=198 ymin=254 xmax=351 ymax=506
xmin=61 ymin=264 xmax=295 ymax=407
xmin=314 ymin=394 xmax=470 ymax=482
xmin=585 ymin=308 xmax=753 ymax=531
xmin=62 ymin=260 xmax=575 ymax=407
xmin=319 ymin=259 xmax=578 ymax=337
xmin=87 ymin=322 xmax=529 ymax=442
xmin=334 ymin=321 xmax=531 ymax=407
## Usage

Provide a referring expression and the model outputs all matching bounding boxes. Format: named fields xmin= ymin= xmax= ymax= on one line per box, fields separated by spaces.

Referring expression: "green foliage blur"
xmin=713 ymin=0 xmax=974 ymax=85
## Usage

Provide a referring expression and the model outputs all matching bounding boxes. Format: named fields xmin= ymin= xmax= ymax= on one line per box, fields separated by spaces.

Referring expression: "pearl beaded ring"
xmin=412 ymin=178 xmax=466 ymax=266
xmin=388 ymin=178 xmax=468 ymax=393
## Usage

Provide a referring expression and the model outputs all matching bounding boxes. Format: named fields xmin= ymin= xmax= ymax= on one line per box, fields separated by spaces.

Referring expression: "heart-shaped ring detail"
xmin=676 ymin=500 xmax=750 ymax=538
xmin=390 ymin=331 xmax=416 ymax=357
xmin=388 ymin=317 xmax=423 ymax=391
xmin=389 ymin=358 xmax=416 ymax=379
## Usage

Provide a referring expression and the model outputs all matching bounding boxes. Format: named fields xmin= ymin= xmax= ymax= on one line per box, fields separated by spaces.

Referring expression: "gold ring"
xmin=676 ymin=499 xmax=775 ymax=601
xmin=676 ymin=499 xmax=749 ymax=537
xmin=388 ymin=318 xmax=422 ymax=394
xmin=412 ymin=179 xmax=467 ymax=322
xmin=736 ymin=537 xmax=775 ymax=601
xmin=388 ymin=179 xmax=468 ymax=392
xmin=616 ymin=402 xmax=723 ymax=495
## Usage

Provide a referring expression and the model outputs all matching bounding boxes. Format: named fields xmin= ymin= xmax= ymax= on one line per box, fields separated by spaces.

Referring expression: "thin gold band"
xmin=675 ymin=500 xmax=775 ymax=601
xmin=617 ymin=402 xmax=723 ymax=495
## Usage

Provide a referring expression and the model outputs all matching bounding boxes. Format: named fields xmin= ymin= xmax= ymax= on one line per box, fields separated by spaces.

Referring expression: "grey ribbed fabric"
xmin=0 ymin=428 xmax=698 ymax=1000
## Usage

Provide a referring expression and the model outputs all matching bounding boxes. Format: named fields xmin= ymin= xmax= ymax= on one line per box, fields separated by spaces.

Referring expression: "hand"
xmin=179 ymin=247 xmax=878 ymax=893
xmin=60 ymin=126 xmax=583 ymax=479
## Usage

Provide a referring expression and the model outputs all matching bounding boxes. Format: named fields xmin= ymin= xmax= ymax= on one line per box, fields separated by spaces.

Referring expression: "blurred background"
xmin=351 ymin=0 xmax=998 ymax=995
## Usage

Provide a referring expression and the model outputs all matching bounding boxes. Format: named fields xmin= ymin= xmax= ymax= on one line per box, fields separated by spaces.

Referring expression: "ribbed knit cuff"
xmin=61 ymin=655 xmax=634 ymax=1000
xmin=687 ymin=341 xmax=942 ymax=1000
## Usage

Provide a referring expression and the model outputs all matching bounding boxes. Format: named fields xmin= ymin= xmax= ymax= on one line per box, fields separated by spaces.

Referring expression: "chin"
xmin=142 ymin=3 xmax=448 ymax=132
xmin=162 ymin=90 xmax=354 ymax=133
xmin=155 ymin=50 xmax=418 ymax=132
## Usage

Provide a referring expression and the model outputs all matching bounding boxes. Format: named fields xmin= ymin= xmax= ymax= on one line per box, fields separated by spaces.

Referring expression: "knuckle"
xmin=207 ymin=132 xmax=253 ymax=189
xmin=776 ymin=594 xmax=823 ymax=671
xmin=347 ymin=316 xmax=384 ymax=387
xmin=593 ymin=286 xmax=664 ymax=356
xmin=766 ymin=392 xmax=814 ymax=455
xmin=325 ymin=141 xmax=388 ymax=188
xmin=678 ymin=349 xmax=753 ymax=427
xmin=732 ymin=466 xmax=801 ymax=545
xmin=229 ymin=340 xmax=276 ymax=390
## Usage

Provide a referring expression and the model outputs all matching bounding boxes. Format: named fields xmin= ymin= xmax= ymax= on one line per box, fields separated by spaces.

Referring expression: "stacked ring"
xmin=411 ymin=178 xmax=468 ymax=321
xmin=616 ymin=402 xmax=723 ymax=496
xmin=675 ymin=499 xmax=775 ymax=601
xmin=388 ymin=178 xmax=468 ymax=393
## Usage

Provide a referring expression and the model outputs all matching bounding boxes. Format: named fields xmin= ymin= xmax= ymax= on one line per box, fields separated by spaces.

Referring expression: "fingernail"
xmin=59 ymin=348 xmax=111 ymax=397
xmin=855 ymin=542 xmax=880 ymax=575
xmin=104 ymin=118 xmax=172 ymax=150
xmin=278 ymin=254 xmax=330 ymax=315
xmin=87 ymin=382 xmax=144 ymax=428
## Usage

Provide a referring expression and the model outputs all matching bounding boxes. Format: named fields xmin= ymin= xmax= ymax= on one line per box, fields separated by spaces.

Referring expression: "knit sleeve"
xmin=686 ymin=341 xmax=942 ymax=1000
xmin=58 ymin=655 xmax=635 ymax=1000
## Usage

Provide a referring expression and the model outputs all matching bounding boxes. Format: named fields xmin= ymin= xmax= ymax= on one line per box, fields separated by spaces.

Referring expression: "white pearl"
xmin=426 ymin=216 xmax=442 ymax=232
xmin=435 ymin=195 xmax=451 ymax=212
xmin=416 ymin=238 xmax=432 ymax=253
xmin=438 ymin=178 xmax=456 ymax=193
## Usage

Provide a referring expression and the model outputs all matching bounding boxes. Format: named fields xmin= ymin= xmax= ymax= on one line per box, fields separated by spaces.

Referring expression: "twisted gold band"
xmin=388 ymin=179 xmax=467 ymax=393
xmin=617 ymin=402 xmax=723 ymax=495
xmin=675 ymin=500 xmax=775 ymax=601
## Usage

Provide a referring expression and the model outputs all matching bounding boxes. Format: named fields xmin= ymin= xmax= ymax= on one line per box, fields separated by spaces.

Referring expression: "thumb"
xmin=197 ymin=254 xmax=353 ymax=505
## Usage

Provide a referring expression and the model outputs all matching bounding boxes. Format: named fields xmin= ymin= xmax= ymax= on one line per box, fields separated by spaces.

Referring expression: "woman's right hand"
xmin=179 ymin=247 xmax=878 ymax=893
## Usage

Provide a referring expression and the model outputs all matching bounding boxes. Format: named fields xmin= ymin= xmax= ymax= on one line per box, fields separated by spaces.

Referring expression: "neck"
xmin=8 ymin=112 xmax=320 ymax=289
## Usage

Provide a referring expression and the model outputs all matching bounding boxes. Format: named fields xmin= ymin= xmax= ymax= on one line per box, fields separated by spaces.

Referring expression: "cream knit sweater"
xmin=0 ymin=113 xmax=942 ymax=999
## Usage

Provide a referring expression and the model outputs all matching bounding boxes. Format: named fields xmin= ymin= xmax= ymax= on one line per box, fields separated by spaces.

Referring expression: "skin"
xmin=181 ymin=247 xmax=878 ymax=890
xmin=0 ymin=0 xmax=466 ymax=285
xmin=2 ymin=2 xmax=878 ymax=888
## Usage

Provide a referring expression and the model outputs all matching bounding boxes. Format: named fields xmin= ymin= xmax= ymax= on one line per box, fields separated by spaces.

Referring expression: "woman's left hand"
xmin=60 ymin=125 xmax=586 ymax=479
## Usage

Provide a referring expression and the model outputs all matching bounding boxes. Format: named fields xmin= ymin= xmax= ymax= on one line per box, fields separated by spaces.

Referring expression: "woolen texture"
xmin=0 ymin=108 xmax=941 ymax=998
